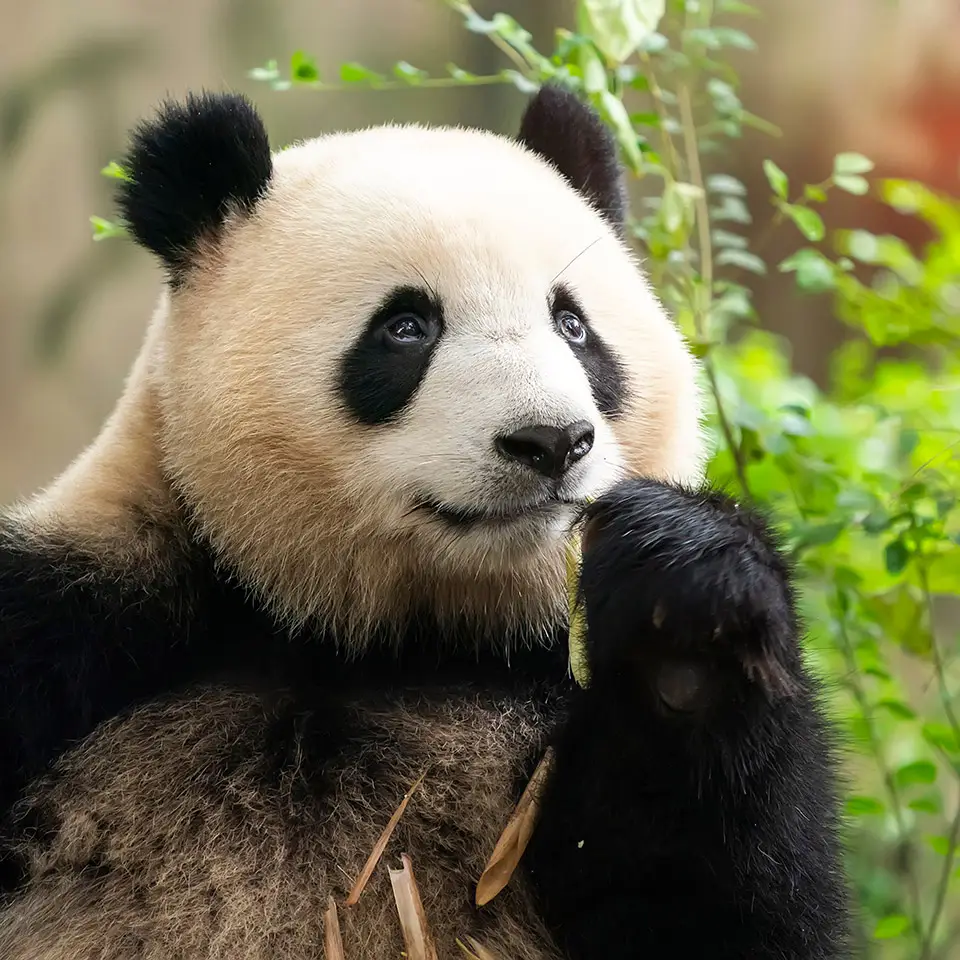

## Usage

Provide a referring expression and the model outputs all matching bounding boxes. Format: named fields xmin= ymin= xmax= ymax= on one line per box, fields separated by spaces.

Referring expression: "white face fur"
xmin=114 ymin=95 xmax=705 ymax=643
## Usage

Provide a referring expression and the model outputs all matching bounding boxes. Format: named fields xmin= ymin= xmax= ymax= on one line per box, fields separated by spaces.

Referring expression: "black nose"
xmin=495 ymin=420 xmax=595 ymax=479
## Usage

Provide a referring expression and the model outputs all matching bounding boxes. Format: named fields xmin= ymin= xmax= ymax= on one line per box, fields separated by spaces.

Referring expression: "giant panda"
xmin=0 ymin=86 xmax=850 ymax=959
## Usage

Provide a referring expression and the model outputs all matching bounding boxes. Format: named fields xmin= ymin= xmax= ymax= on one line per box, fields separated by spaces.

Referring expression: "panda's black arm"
xmin=0 ymin=520 xmax=226 ymax=824
xmin=525 ymin=480 xmax=851 ymax=960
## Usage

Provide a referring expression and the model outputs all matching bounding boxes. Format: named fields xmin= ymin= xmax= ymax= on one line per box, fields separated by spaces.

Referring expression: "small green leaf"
xmin=629 ymin=111 xmax=661 ymax=128
xmin=339 ymin=62 xmax=382 ymax=84
xmin=884 ymin=539 xmax=910 ymax=575
xmin=834 ymin=174 xmax=869 ymax=196
xmin=926 ymin=835 xmax=952 ymax=857
xmin=100 ymin=161 xmax=131 ymax=181
xmin=463 ymin=10 xmax=497 ymax=34
xmin=660 ymin=181 xmax=685 ymax=233
xmin=894 ymin=760 xmax=937 ymax=789
xmin=781 ymin=203 xmax=825 ymax=242
xmin=712 ymin=229 xmax=748 ymax=249
xmin=581 ymin=0 xmax=666 ymax=64
xmin=845 ymin=796 xmax=885 ymax=817
xmin=899 ymin=429 xmax=920 ymax=458
xmin=875 ymin=699 xmax=916 ymax=720
xmin=833 ymin=152 xmax=875 ymax=176
xmin=711 ymin=195 xmax=752 ymax=224
xmin=863 ymin=510 xmax=890 ymax=534
xmin=393 ymin=61 xmax=427 ymax=84
xmin=290 ymin=50 xmax=320 ymax=83
xmin=803 ymin=184 xmax=828 ymax=203
xmin=840 ymin=229 xmax=879 ymax=262
xmin=707 ymin=173 xmax=747 ymax=196
xmin=873 ymin=915 xmax=910 ymax=940
xmin=89 ymin=216 xmax=126 ymax=241
xmin=446 ymin=63 xmax=477 ymax=82
xmin=922 ymin=722 xmax=960 ymax=754
xmin=597 ymin=89 xmax=643 ymax=173
xmin=762 ymin=159 xmax=788 ymax=199
xmin=715 ymin=249 xmax=767 ymax=275
xmin=778 ymin=248 xmax=835 ymax=293
xmin=908 ymin=795 xmax=942 ymax=814
xmin=500 ymin=69 xmax=539 ymax=94
xmin=248 ymin=59 xmax=279 ymax=82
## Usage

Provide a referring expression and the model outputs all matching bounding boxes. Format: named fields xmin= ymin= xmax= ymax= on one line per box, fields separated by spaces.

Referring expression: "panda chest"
xmin=14 ymin=685 xmax=558 ymax=959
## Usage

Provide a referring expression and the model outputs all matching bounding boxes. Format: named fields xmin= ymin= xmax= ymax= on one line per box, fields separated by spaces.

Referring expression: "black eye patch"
xmin=337 ymin=286 xmax=444 ymax=426
xmin=550 ymin=285 xmax=629 ymax=418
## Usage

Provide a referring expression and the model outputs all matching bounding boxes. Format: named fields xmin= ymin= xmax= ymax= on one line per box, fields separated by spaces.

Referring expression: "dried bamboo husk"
xmin=475 ymin=747 xmax=555 ymax=907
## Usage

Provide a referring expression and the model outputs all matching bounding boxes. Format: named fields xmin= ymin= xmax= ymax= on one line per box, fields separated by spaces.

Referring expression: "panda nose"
xmin=495 ymin=420 xmax=595 ymax=479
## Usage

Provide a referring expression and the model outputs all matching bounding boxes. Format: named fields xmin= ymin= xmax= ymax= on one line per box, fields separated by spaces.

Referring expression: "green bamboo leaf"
xmin=833 ymin=152 xmax=874 ymax=176
xmin=873 ymin=915 xmax=910 ymax=940
xmin=762 ymin=159 xmax=788 ymax=199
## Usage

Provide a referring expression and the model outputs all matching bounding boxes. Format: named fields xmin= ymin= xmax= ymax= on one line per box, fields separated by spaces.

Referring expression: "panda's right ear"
xmin=116 ymin=91 xmax=273 ymax=287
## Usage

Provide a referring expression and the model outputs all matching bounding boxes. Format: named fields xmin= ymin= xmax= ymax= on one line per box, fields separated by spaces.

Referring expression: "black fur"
xmin=552 ymin=284 xmax=629 ymax=418
xmin=337 ymin=285 xmax=445 ymax=425
xmin=517 ymin=85 xmax=628 ymax=235
xmin=116 ymin=92 xmax=273 ymax=286
xmin=525 ymin=480 xmax=850 ymax=958
xmin=1 ymin=479 xmax=850 ymax=957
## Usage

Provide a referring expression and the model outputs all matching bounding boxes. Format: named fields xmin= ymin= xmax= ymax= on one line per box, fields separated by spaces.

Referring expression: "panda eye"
xmin=385 ymin=313 xmax=428 ymax=343
xmin=555 ymin=309 xmax=587 ymax=345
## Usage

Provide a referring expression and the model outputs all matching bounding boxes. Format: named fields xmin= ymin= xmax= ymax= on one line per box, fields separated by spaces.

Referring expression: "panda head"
xmin=115 ymin=88 xmax=703 ymax=645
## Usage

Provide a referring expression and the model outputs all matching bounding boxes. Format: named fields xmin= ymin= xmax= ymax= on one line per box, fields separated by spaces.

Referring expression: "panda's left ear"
xmin=517 ymin=85 xmax=627 ymax=235
xmin=116 ymin=91 xmax=273 ymax=287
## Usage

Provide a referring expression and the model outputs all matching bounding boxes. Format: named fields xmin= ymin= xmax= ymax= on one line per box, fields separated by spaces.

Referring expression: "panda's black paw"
xmin=578 ymin=478 xmax=801 ymax=712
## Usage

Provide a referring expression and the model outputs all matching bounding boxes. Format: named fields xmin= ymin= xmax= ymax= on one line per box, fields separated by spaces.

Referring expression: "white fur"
xmin=142 ymin=123 xmax=705 ymax=638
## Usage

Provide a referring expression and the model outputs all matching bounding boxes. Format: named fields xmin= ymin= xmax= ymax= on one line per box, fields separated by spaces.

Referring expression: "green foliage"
xmin=91 ymin=0 xmax=960 ymax=953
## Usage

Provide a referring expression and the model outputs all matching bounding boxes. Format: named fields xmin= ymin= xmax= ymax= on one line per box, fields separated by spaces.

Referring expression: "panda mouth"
xmin=414 ymin=496 xmax=584 ymax=528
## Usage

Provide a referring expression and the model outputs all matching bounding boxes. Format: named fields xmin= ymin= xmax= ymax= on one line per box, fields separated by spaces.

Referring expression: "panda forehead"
xmin=266 ymin=125 xmax=610 ymax=249
xmin=240 ymin=128 xmax=624 ymax=321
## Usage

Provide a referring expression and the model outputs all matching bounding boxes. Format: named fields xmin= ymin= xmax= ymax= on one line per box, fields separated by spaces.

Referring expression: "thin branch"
xmin=919 ymin=801 xmax=960 ymax=960
xmin=278 ymin=73 xmax=516 ymax=93
xmin=835 ymin=605 xmax=927 ymax=948
xmin=441 ymin=0 xmax=535 ymax=76
xmin=677 ymin=80 xmax=752 ymax=499
xmin=916 ymin=557 xmax=960 ymax=958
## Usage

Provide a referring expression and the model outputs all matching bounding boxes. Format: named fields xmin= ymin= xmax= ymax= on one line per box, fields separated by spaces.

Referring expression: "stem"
xmin=677 ymin=81 xmax=752 ymax=499
xmin=835 ymin=605 xmax=927 ymax=948
xmin=642 ymin=59 xmax=684 ymax=176
xmin=920 ymin=803 xmax=960 ymax=960
xmin=916 ymin=558 xmax=960 ymax=958
xmin=276 ymin=73 xmax=514 ymax=93
xmin=678 ymin=84 xmax=713 ymax=341
xmin=441 ymin=0 xmax=535 ymax=75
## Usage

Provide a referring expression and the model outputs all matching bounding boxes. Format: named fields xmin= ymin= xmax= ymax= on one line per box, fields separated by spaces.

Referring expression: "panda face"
xmin=124 ymin=93 xmax=703 ymax=639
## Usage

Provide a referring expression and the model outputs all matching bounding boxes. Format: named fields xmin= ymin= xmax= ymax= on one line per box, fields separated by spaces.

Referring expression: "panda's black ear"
xmin=116 ymin=91 xmax=273 ymax=286
xmin=517 ymin=85 xmax=627 ymax=234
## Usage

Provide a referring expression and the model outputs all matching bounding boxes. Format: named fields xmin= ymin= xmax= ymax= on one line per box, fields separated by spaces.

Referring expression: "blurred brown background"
xmin=2 ymin=0 xmax=960 ymax=503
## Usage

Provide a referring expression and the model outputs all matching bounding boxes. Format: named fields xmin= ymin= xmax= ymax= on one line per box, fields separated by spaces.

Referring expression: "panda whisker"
xmin=550 ymin=235 xmax=604 ymax=285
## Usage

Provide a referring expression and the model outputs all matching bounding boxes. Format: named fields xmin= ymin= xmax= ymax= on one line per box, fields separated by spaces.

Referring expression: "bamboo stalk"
xmin=389 ymin=853 xmax=438 ymax=960
xmin=323 ymin=896 xmax=346 ymax=960
xmin=345 ymin=770 xmax=427 ymax=907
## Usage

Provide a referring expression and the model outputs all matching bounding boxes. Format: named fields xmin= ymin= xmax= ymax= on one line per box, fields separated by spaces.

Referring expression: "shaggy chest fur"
xmin=1 ymin=683 xmax=566 ymax=960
